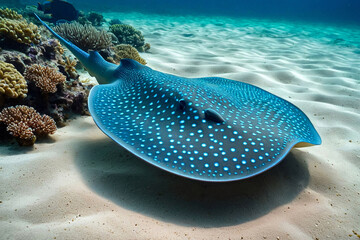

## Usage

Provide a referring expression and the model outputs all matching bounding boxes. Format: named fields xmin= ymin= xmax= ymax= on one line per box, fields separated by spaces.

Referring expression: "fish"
xmin=37 ymin=0 xmax=78 ymax=22
xmin=35 ymin=14 xmax=321 ymax=182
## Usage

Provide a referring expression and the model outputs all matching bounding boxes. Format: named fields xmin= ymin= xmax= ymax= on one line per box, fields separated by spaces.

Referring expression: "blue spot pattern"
xmin=89 ymin=63 xmax=321 ymax=182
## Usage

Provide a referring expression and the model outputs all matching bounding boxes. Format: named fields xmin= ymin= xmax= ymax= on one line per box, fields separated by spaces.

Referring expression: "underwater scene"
xmin=0 ymin=0 xmax=359 ymax=239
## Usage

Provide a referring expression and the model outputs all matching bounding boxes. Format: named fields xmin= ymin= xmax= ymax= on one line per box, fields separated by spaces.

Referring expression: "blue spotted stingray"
xmin=36 ymin=14 xmax=321 ymax=182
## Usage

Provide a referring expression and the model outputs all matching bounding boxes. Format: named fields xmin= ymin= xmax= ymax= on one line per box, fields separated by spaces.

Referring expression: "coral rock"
xmin=0 ymin=60 xmax=28 ymax=98
xmin=25 ymin=64 xmax=66 ymax=93
xmin=0 ymin=105 xmax=56 ymax=145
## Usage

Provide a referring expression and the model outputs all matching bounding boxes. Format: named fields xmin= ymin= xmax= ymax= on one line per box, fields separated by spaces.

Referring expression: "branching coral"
xmin=53 ymin=22 xmax=112 ymax=51
xmin=0 ymin=61 xmax=27 ymax=98
xmin=0 ymin=105 xmax=56 ymax=145
xmin=109 ymin=44 xmax=146 ymax=65
xmin=110 ymin=24 xmax=146 ymax=51
xmin=0 ymin=8 xmax=41 ymax=45
xmin=58 ymin=56 xmax=78 ymax=79
xmin=25 ymin=64 xmax=66 ymax=93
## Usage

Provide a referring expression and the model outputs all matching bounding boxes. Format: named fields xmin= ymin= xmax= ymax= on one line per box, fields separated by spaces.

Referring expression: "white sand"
xmin=1 ymin=13 xmax=360 ymax=239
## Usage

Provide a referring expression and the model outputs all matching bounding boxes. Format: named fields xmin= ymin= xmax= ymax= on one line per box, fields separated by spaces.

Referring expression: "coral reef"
xmin=37 ymin=39 xmax=64 ymax=61
xmin=0 ymin=50 xmax=32 ymax=74
xmin=0 ymin=8 xmax=94 ymax=146
xmin=0 ymin=61 xmax=28 ymax=99
xmin=0 ymin=38 xmax=65 ymax=74
xmin=108 ymin=44 xmax=147 ymax=65
xmin=109 ymin=19 xmax=122 ymax=25
xmin=53 ymin=22 xmax=112 ymax=51
xmin=78 ymin=11 xmax=105 ymax=26
xmin=0 ymin=8 xmax=41 ymax=45
xmin=0 ymin=105 xmax=56 ymax=145
xmin=17 ymin=75 xmax=92 ymax=126
xmin=25 ymin=65 xmax=66 ymax=93
xmin=110 ymin=24 xmax=147 ymax=51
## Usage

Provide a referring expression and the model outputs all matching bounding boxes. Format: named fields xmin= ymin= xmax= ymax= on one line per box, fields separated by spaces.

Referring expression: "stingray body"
xmin=36 ymin=14 xmax=321 ymax=182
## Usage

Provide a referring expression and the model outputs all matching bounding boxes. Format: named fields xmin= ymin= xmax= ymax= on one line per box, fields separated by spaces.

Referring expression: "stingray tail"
xmin=34 ymin=13 xmax=89 ymax=63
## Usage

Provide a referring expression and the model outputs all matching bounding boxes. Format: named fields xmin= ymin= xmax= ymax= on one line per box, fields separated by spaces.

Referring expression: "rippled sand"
xmin=1 ymin=13 xmax=359 ymax=239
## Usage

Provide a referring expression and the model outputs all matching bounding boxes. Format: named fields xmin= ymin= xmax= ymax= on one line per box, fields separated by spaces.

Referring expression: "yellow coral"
xmin=111 ymin=44 xmax=147 ymax=65
xmin=25 ymin=64 xmax=66 ymax=93
xmin=0 ymin=8 xmax=23 ymax=20
xmin=0 ymin=61 xmax=28 ymax=98
xmin=0 ymin=17 xmax=41 ymax=45
xmin=62 ymin=56 xmax=78 ymax=79
xmin=55 ymin=40 xmax=65 ymax=55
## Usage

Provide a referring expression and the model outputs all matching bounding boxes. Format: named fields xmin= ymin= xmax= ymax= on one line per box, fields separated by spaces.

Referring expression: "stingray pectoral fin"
xmin=87 ymin=82 xmax=129 ymax=149
xmin=193 ymin=76 xmax=322 ymax=146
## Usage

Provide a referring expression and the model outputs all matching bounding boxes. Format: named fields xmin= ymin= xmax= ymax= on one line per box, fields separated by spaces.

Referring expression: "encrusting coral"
xmin=110 ymin=24 xmax=147 ymax=52
xmin=0 ymin=60 xmax=28 ymax=98
xmin=53 ymin=22 xmax=112 ymax=51
xmin=0 ymin=105 xmax=57 ymax=145
xmin=25 ymin=64 xmax=66 ymax=93
xmin=0 ymin=8 xmax=41 ymax=45
xmin=109 ymin=44 xmax=146 ymax=65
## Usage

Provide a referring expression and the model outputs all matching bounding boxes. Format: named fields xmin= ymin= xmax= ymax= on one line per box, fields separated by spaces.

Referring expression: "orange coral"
xmin=0 ymin=105 xmax=57 ymax=145
xmin=25 ymin=64 xmax=66 ymax=93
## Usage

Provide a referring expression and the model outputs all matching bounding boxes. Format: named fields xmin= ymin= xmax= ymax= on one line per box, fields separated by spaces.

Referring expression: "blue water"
xmin=19 ymin=0 xmax=360 ymax=24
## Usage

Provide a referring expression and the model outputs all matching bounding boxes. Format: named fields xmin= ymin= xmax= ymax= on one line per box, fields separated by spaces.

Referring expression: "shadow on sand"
xmin=0 ymin=135 xmax=56 ymax=156
xmin=75 ymin=137 xmax=309 ymax=227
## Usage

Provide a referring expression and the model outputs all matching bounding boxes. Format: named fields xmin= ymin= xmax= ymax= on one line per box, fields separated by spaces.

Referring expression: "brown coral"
xmin=53 ymin=22 xmax=112 ymax=51
xmin=0 ymin=105 xmax=57 ymax=145
xmin=110 ymin=44 xmax=146 ymax=65
xmin=0 ymin=61 xmax=28 ymax=98
xmin=25 ymin=64 xmax=66 ymax=93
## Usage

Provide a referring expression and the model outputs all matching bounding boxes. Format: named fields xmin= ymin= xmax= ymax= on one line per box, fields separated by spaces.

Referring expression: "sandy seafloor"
xmin=1 ymin=12 xmax=360 ymax=240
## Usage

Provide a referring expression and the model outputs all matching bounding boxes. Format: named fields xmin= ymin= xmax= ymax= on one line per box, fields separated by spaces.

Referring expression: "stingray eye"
xmin=179 ymin=99 xmax=186 ymax=111
xmin=204 ymin=109 xmax=226 ymax=124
